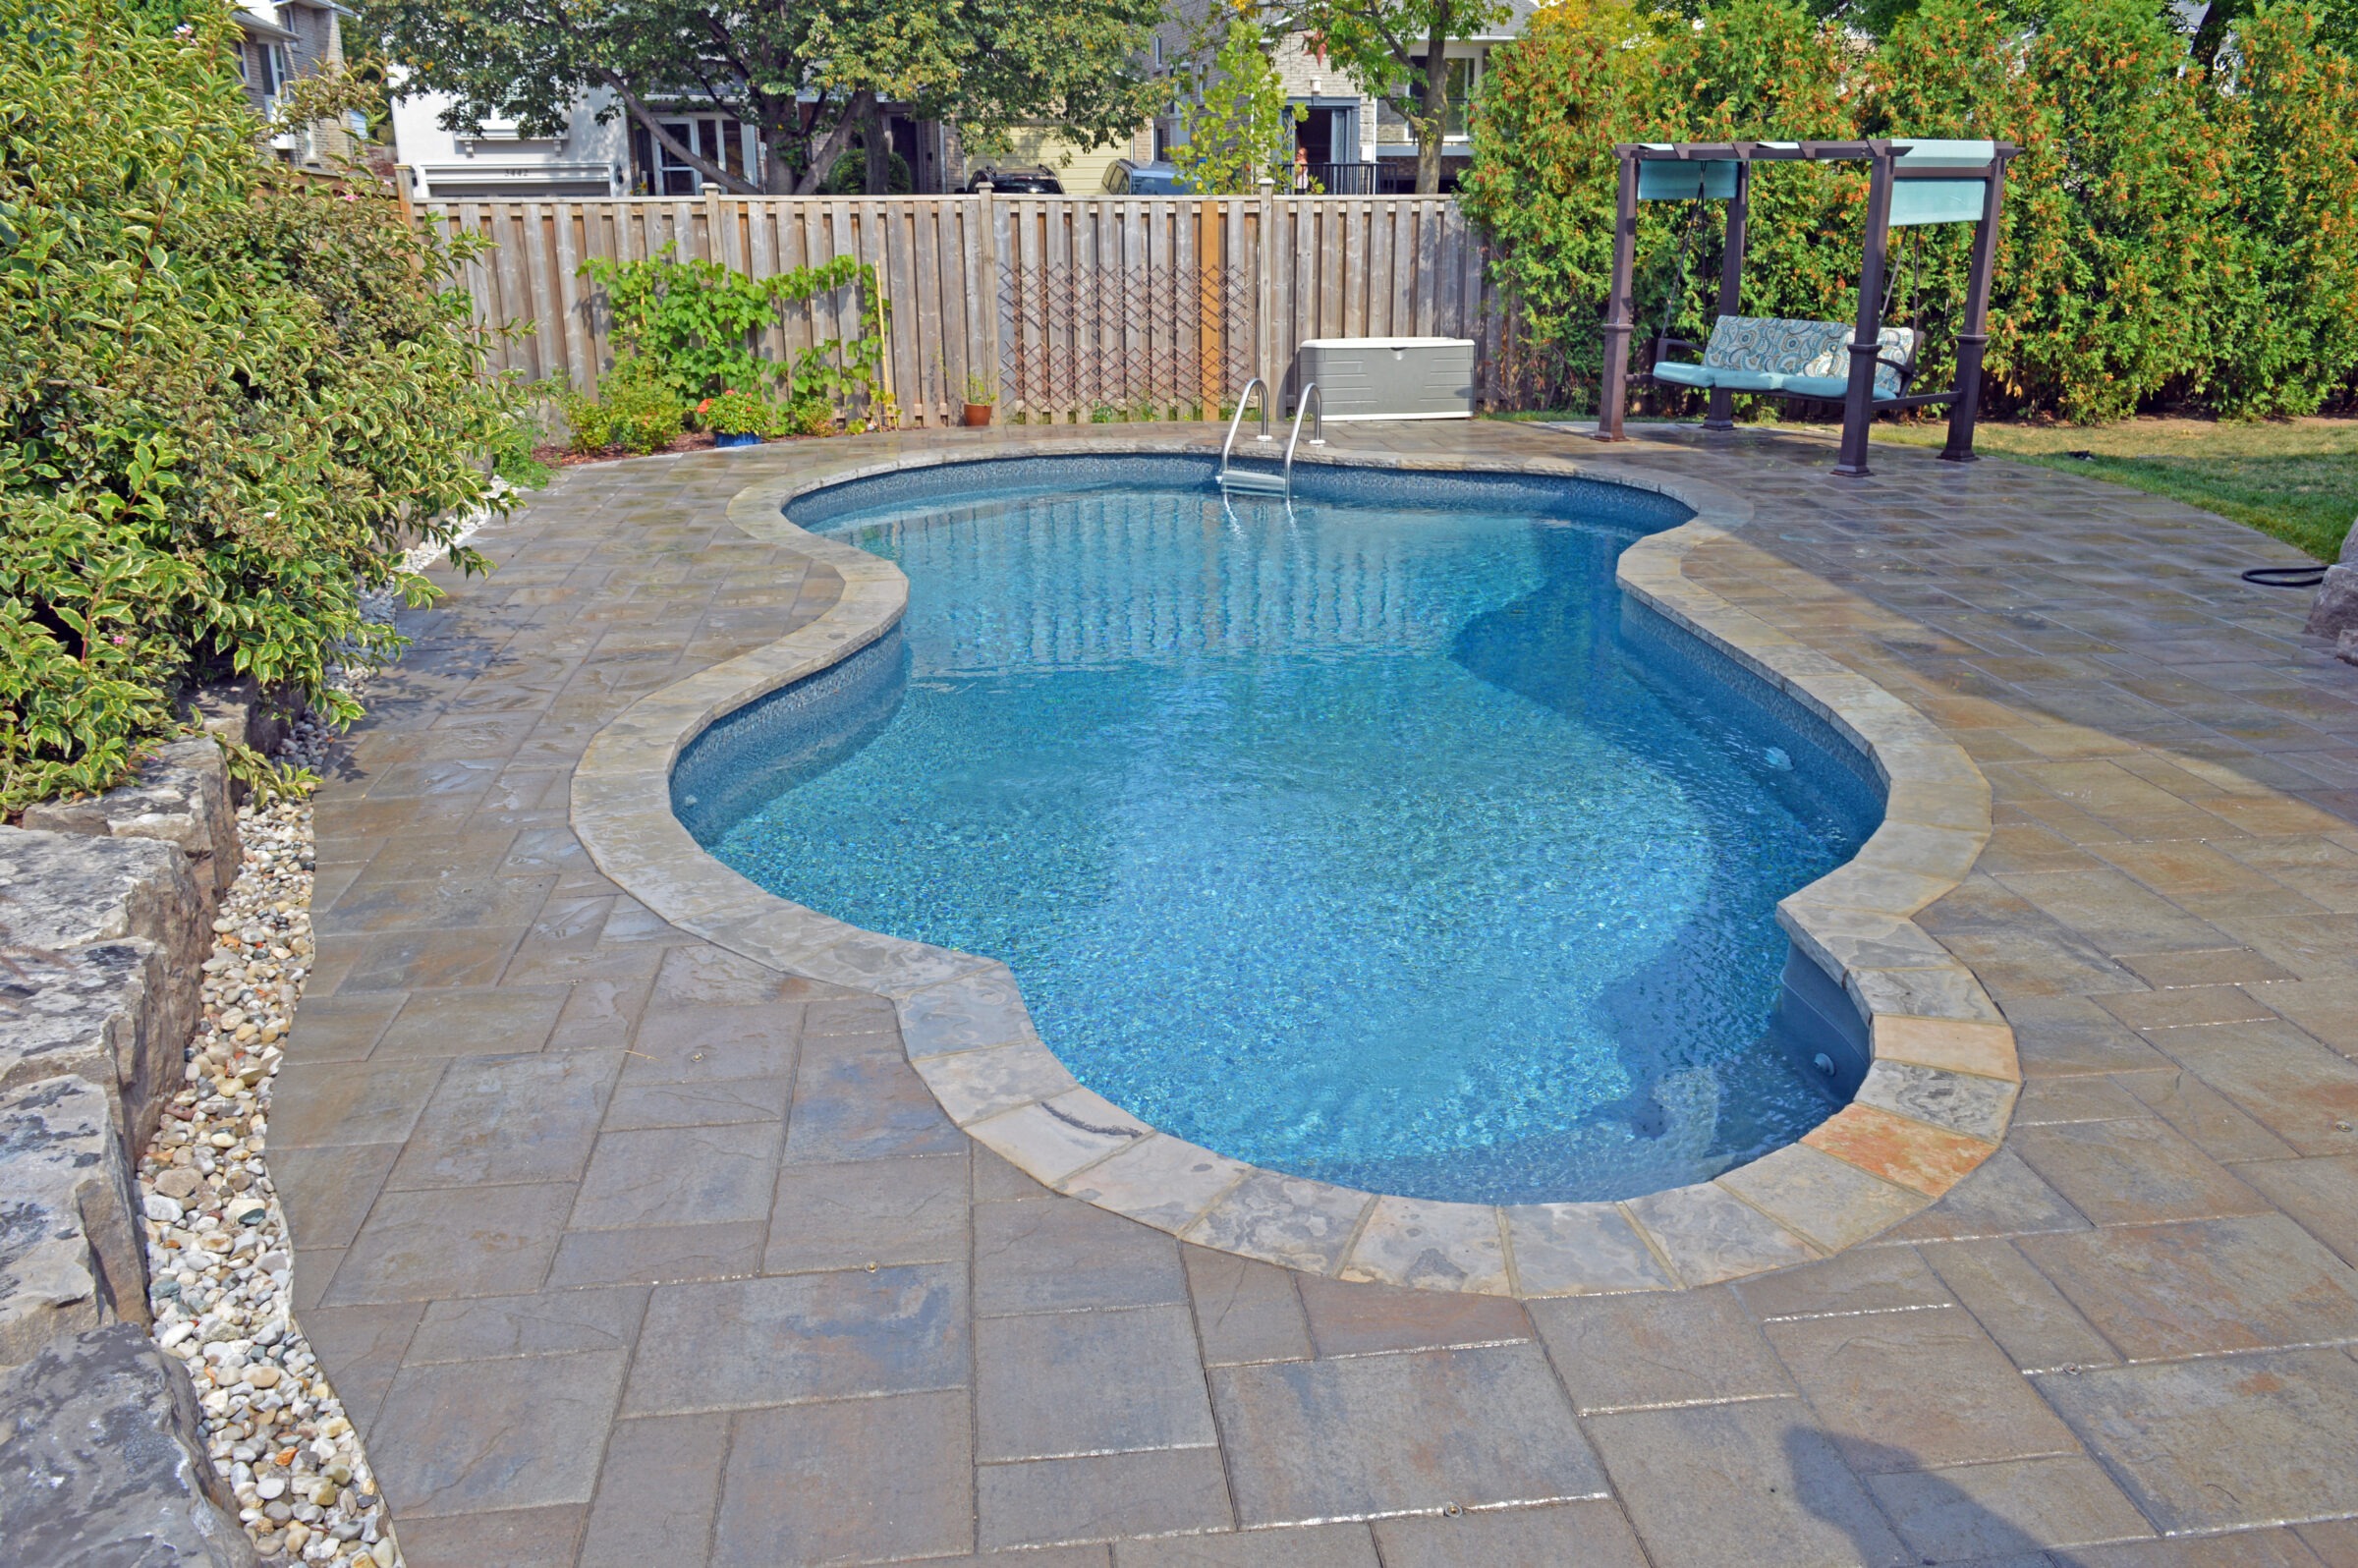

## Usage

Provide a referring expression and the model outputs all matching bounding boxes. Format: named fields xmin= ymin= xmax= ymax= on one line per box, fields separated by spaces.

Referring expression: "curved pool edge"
xmin=571 ymin=437 xmax=2018 ymax=1298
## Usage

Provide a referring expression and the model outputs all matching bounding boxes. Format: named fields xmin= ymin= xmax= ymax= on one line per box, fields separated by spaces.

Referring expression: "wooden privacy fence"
xmin=423 ymin=195 xmax=1508 ymax=425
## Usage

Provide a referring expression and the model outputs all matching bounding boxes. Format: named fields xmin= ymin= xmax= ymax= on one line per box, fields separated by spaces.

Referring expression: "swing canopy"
xmin=1596 ymin=138 xmax=2017 ymax=477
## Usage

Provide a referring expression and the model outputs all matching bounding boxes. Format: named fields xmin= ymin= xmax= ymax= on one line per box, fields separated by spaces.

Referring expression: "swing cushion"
xmin=1656 ymin=316 xmax=1918 ymax=401
xmin=1654 ymin=360 xmax=1783 ymax=393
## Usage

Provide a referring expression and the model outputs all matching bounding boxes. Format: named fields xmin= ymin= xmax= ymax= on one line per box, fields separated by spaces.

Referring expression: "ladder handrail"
xmin=1219 ymin=378 xmax=1272 ymax=482
xmin=1281 ymin=383 xmax=1324 ymax=493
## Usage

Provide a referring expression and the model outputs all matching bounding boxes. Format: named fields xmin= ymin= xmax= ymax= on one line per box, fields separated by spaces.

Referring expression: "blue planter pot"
xmin=713 ymin=431 xmax=764 ymax=449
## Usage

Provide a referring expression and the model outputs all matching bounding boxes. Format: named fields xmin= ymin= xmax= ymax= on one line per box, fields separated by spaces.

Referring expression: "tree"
xmin=2 ymin=0 xmax=524 ymax=806
xmin=357 ymin=0 xmax=1165 ymax=196
xmin=1284 ymin=0 xmax=1509 ymax=193
xmin=1171 ymin=16 xmax=1307 ymax=193
xmin=2187 ymin=0 xmax=2358 ymax=67
xmin=1458 ymin=0 xmax=1656 ymax=389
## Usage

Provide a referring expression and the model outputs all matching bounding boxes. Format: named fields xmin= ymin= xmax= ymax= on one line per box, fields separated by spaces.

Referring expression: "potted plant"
xmin=697 ymin=389 xmax=786 ymax=447
xmin=962 ymin=370 xmax=996 ymax=427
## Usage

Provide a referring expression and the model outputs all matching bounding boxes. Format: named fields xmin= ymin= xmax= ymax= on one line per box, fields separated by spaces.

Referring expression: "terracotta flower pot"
xmin=962 ymin=402 xmax=994 ymax=427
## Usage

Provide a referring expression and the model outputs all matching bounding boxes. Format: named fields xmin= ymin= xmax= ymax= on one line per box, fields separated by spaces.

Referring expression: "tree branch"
xmin=792 ymin=88 xmax=871 ymax=195
xmin=596 ymin=69 xmax=760 ymax=195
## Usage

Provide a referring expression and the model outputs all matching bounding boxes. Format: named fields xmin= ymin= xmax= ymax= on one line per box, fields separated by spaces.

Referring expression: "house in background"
xmin=380 ymin=0 xmax=1534 ymax=202
xmin=388 ymin=91 xmax=961 ymax=200
xmin=388 ymin=85 xmax=630 ymax=201
xmin=232 ymin=0 xmax=361 ymax=172
xmin=1145 ymin=0 xmax=1537 ymax=193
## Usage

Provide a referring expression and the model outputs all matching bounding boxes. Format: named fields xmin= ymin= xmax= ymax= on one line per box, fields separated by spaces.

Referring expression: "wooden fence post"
xmin=977 ymin=185 xmax=1005 ymax=416
xmin=1258 ymin=181 xmax=1276 ymax=407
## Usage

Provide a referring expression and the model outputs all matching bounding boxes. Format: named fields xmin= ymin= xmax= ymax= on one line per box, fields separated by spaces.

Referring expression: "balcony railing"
xmin=1288 ymin=161 xmax=1384 ymax=196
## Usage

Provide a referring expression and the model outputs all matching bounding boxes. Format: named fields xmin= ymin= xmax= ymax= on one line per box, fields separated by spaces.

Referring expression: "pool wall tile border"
xmin=570 ymin=437 xmax=2017 ymax=1298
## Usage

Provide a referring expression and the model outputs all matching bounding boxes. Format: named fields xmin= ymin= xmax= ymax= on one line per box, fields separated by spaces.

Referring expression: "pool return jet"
xmin=1597 ymin=139 xmax=2016 ymax=477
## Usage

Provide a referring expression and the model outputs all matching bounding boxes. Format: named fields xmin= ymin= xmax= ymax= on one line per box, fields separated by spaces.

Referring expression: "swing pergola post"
xmin=1594 ymin=139 xmax=2016 ymax=477
xmin=1704 ymin=162 xmax=1751 ymax=434
xmin=1939 ymin=152 xmax=2011 ymax=464
xmin=1833 ymin=147 xmax=1900 ymax=477
xmin=1598 ymin=154 xmax=1641 ymax=441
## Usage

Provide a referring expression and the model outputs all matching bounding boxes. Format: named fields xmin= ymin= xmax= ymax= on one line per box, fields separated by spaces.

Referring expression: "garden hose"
xmin=2240 ymin=565 xmax=2329 ymax=588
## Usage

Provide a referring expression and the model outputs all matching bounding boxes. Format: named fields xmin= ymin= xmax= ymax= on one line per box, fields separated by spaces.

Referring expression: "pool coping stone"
xmin=570 ymin=436 xmax=2017 ymax=1297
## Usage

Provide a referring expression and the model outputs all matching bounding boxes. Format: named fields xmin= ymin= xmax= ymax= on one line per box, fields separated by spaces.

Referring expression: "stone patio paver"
xmin=272 ymin=422 xmax=2358 ymax=1563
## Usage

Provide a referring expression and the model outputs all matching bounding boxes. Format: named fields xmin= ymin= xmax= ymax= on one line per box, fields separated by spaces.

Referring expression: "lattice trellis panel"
xmin=998 ymin=262 xmax=1258 ymax=420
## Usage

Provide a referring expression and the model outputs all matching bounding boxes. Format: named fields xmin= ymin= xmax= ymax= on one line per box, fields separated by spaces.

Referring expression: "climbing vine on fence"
xmin=577 ymin=246 xmax=888 ymax=420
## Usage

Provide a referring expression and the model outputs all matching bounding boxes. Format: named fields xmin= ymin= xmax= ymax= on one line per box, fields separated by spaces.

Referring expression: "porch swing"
xmin=1595 ymin=139 xmax=2019 ymax=477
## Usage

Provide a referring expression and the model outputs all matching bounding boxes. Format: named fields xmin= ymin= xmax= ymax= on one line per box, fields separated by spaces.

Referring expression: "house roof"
xmin=233 ymin=4 xmax=297 ymax=41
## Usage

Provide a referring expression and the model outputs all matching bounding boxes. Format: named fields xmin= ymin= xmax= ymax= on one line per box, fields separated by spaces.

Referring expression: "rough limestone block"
xmin=0 ymin=1322 xmax=259 ymax=1567
xmin=19 ymin=739 xmax=239 ymax=899
xmin=0 ymin=1077 xmax=144 ymax=1371
xmin=0 ymin=942 xmax=175 ymax=1151
xmin=188 ymin=676 xmax=298 ymax=767
xmin=0 ymin=827 xmax=202 ymax=971
xmin=0 ymin=825 xmax=206 ymax=1086
xmin=2308 ymin=563 xmax=2358 ymax=641
xmin=2307 ymin=526 xmax=2358 ymax=640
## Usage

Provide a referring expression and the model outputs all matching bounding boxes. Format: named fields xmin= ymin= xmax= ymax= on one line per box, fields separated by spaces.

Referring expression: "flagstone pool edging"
xmin=569 ymin=438 xmax=2017 ymax=1296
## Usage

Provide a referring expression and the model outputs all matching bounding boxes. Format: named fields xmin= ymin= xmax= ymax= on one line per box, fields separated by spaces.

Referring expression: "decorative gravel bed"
xmin=134 ymin=708 xmax=402 ymax=1568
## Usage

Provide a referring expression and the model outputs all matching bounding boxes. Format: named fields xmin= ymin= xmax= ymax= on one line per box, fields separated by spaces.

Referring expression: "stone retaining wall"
xmin=2 ymin=731 xmax=260 ymax=1566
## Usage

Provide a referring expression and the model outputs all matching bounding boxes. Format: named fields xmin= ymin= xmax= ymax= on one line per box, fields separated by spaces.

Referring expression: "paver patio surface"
xmin=275 ymin=420 xmax=2358 ymax=1566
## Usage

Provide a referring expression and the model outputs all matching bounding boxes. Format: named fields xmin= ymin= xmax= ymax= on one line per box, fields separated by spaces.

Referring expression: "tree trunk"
xmin=1415 ymin=17 xmax=1449 ymax=196
xmin=863 ymin=99 xmax=890 ymax=195
xmin=792 ymin=92 xmax=871 ymax=196
xmin=760 ymin=126 xmax=798 ymax=195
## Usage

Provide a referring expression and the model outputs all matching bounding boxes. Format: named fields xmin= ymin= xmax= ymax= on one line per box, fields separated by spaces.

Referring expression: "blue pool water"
xmin=677 ymin=458 xmax=1882 ymax=1204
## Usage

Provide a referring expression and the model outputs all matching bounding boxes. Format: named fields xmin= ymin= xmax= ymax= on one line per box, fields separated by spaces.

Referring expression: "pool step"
xmin=1216 ymin=469 xmax=1289 ymax=495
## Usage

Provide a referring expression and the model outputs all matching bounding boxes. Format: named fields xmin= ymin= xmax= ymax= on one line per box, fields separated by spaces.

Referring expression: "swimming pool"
xmin=675 ymin=456 xmax=1884 ymax=1204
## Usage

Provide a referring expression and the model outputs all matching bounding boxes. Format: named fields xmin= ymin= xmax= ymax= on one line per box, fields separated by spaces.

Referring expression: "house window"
xmin=1446 ymin=57 xmax=1476 ymax=138
xmin=635 ymin=117 xmax=748 ymax=195
xmin=1391 ymin=55 xmax=1477 ymax=140
xmin=655 ymin=122 xmax=701 ymax=194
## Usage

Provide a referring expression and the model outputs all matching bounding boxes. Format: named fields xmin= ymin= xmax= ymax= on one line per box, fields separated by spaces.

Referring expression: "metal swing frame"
xmin=1596 ymin=139 xmax=2017 ymax=478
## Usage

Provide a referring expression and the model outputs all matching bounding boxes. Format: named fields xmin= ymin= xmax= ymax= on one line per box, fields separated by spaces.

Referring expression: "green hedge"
xmin=1464 ymin=0 xmax=2358 ymax=421
xmin=0 ymin=0 xmax=524 ymax=809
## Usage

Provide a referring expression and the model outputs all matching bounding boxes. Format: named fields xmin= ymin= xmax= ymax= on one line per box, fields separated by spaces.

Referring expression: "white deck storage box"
xmin=1295 ymin=337 xmax=1476 ymax=421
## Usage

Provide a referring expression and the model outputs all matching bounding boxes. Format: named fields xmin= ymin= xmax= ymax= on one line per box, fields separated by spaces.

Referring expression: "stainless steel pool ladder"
xmin=1216 ymin=379 xmax=1323 ymax=498
xmin=1215 ymin=379 xmax=1279 ymax=493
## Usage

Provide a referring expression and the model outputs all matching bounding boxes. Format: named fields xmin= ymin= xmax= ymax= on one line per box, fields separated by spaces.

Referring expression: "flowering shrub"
xmin=695 ymin=390 xmax=788 ymax=437
xmin=0 ymin=0 xmax=524 ymax=809
xmin=1464 ymin=0 xmax=2358 ymax=420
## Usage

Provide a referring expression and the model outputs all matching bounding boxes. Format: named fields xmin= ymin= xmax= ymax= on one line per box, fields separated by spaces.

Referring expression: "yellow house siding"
xmin=988 ymin=128 xmax=1139 ymax=195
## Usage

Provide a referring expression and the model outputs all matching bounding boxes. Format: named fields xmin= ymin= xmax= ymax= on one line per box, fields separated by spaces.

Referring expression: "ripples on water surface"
xmin=681 ymin=466 xmax=1882 ymax=1202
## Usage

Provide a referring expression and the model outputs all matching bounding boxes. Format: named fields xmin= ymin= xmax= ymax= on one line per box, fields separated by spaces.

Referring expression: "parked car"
xmin=1099 ymin=159 xmax=1194 ymax=196
xmin=967 ymin=167 xmax=1063 ymax=194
